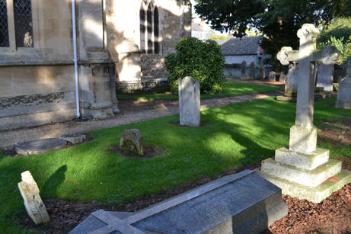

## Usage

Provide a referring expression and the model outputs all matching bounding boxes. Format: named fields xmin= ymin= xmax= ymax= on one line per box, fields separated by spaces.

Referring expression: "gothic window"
xmin=14 ymin=0 xmax=33 ymax=48
xmin=140 ymin=8 xmax=146 ymax=53
xmin=153 ymin=7 xmax=159 ymax=54
xmin=140 ymin=1 xmax=161 ymax=54
xmin=146 ymin=5 xmax=153 ymax=54
xmin=0 ymin=0 xmax=9 ymax=47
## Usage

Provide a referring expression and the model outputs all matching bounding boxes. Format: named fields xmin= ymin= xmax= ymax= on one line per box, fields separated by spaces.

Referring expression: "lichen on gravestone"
xmin=18 ymin=171 xmax=50 ymax=225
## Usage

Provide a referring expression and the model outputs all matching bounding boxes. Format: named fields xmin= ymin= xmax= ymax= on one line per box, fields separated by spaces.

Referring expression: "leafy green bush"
xmin=318 ymin=17 xmax=351 ymax=64
xmin=165 ymin=37 xmax=225 ymax=93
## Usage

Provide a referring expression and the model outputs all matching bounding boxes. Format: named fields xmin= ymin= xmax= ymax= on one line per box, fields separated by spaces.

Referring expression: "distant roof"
xmin=221 ymin=37 xmax=262 ymax=56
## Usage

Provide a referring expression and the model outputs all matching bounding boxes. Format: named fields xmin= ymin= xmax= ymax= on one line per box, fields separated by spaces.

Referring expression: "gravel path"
xmin=0 ymin=93 xmax=272 ymax=148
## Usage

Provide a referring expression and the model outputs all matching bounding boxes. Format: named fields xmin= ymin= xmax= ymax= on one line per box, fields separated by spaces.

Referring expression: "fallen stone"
xmin=60 ymin=133 xmax=87 ymax=145
xmin=18 ymin=171 xmax=50 ymax=225
xmin=120 ymin=129 xmax=144 ymax=156
xmin=15 ymin=138 xmax=68 ymax=156
xmin=70 ymin=170 xmax=288 ymax=234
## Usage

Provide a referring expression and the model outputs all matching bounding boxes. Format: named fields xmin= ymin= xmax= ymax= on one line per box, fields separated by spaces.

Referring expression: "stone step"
xmin=275 ymin=147 xmax=330 ymax=170
xmin=261 ymin=158 xmax=342 ymax=187
xmin=260 ymin=170 xmax=351 ymax=203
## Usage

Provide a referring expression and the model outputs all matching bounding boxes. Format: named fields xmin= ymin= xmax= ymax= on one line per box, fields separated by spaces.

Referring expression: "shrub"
xmin=318 ymin=17 xmax=351 ymax=64
xmin=165 ymin=37 xmax=225 ymax=93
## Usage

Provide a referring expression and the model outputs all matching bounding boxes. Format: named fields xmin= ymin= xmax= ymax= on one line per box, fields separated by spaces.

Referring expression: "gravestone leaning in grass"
xmin=179 ymin=76 xmax=200 ymax=127
xmin=336 ymin=58 xmax=351 ymax=109
xmin=18 ymin=171 xmax=50 ymax=225
xmin=261 ymin=23 xmax=351 ymax=203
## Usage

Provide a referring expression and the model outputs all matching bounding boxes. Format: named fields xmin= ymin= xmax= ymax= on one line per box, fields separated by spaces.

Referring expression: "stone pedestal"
xmin=289 ymin=125 xmax=317 ymax=154
xmin=261 ymin=146 xmax=351 ymax=203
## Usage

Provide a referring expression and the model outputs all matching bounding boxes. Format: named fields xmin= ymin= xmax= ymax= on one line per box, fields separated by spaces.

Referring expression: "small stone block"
xmin=18 ymin=171 xmax=50 ymax=225
xmin=275 ymin=147 xmax=330 ymax=170
xmin=261 ymin=158 xmax=342 ymax=187
xmin=60 ymin=133 xmax=87 ymax=145
xmin=260 ymin=170 xmax=351 ymax=203
xmin=289 ymin=125 xmax=317 ymax=154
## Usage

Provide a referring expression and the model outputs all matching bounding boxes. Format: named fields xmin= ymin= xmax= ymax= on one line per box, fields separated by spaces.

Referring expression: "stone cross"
xmin=277 ymin=24 xmax=340 ymax=153
xmin=18 ymin=171 xmax=50 ymax=225
xmin=179 ymin=76 xmax=201 ymax=127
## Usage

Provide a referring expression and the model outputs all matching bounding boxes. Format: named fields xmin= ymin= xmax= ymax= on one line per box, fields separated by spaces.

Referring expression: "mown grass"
xmin=0 ymin=97 xmax=350 ymax=233
xmin=117 ymin=80 xmax=281 ymax=102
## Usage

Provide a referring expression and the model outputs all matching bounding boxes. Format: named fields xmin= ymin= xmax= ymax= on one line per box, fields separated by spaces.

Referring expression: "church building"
xmin=0 ymin=0 xmax=191 ymax=130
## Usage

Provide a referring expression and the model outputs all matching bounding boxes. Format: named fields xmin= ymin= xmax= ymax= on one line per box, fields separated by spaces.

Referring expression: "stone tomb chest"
xmin=70 ymin=170 xmax=287 ymax=234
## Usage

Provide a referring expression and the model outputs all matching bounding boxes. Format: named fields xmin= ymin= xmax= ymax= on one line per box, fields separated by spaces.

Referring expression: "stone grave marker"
xmin=18 ymin=171 xmax=50 ymax=225
xmin=70 ymin=170 xmax=288 ymax=234
xmin=317 ymin=63 xmax=334 ymax=92
xmin=120 ymin=129 xmax=144 ymax=156
xmin=336 ymin=58 xmax=351 ymax=109
xmin=179 ymin=76 xmax=200 ymax=127
xmin=285 ymin=63 xmax=298 ymax=97
xmin=240 ymin=61 xmax=247 ymax=79
xmin=261 ymin=24 xmax=351 ymax=203
xmin=268 ymin=71 xmax=276 ymax=81
xmin=248 ymin=62 xmax=256 ymax=79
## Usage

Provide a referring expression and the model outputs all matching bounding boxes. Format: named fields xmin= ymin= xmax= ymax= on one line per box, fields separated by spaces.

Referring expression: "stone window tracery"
xmin=14 ymin=0 xmax=33 ymax=47
xmin=140 ymin=0 xmax=160 ymax=54
xmin=0 ymin=0 xmax=34 ymax=49
xmin=0 ymin=0 xmax=9 ymax=47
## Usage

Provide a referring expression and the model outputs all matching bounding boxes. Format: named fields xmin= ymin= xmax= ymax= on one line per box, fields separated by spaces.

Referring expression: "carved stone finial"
xmin=277 ymin=47 xmax=293 ymax=65
xmin=297 ymin=24 xmax=320 ymax=41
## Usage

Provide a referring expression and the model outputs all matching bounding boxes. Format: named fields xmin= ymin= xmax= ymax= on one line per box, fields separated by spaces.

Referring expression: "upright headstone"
xmin=240 ymin=61 xmax=247 ymax=80
xmin=279 ymin=71 xmax=288 ymax=83
xmin=336 ymin=58 xmax=351 ymax=109
xmin=268 ymin=71 xmax=276 ymax=82
xmin=261 ymin=24 xmax=351 ymax=203
xmin=179 ymin=77 xmax=200 ymax=127
xmin=285 ymin=63 xmax=298 ymax=97
xmin=18 ymin=171 xmax=50 ymax=225
xmin=317 ymin=63 xmax=334 ymax=92
xmin=248 ymin=62 xmax=256 ymax=79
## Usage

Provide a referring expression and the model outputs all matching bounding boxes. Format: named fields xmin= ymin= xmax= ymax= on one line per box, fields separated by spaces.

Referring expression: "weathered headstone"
xmin=317 ymin=63 xmax=334 ymax=92
xmin=336 ymin=58 xmax=351 ymax=109
xmin=268 ymin=71 xmax=276 ymax=82
xmin=240 ymin=61 xmax=247 ymax=79
xmin=279 ymin=71 xmax=288 ymax=83
xmin=248 ymin=62 xmax=256 ymax=79
xmin=261 ymin=24 xmax=351 ymax=203
xmin=70 ymin=170 xmax=288 ymax=234
xmin=120 ymin=129 xmax=144 ymax=156
xmin=18 ymin=171 xmax=50 ymax=225
xmin=285 ymin=63 xmax=298 ymax=97
xmin=179 ymin=77 xmax=200 ymax=127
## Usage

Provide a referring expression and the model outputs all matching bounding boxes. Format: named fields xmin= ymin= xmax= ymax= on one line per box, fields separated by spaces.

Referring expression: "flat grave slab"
xmin=15 ymin=138 xmax=67 ymax=156
xmin=70 ymin=170 xmax=288 ymax=234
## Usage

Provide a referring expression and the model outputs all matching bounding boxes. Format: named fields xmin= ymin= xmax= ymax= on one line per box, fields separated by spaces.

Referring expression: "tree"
xmin=195 ymin=0 xmax=351 ymax=57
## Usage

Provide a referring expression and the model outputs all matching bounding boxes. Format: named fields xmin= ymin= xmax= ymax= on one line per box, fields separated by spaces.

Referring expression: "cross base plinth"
xmin=260 ymin=147 xmax=351 ymax=203
xmin=289 ymin=125 xmax=317 ymax=154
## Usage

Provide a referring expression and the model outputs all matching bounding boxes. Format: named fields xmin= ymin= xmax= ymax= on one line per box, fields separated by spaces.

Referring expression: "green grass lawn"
xmin=1 ymin=97 xmax=350 ymax=233
xmin=117 ymin=80 xmax=281 ymax=102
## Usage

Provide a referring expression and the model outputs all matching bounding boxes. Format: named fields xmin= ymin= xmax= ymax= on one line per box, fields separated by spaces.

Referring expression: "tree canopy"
xmin=195 ymin=0 xmax=351 ymax=55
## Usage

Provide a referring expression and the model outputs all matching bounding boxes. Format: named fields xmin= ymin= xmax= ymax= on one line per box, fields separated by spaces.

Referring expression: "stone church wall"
xmin=0 ymin=0 xmax=190 ymax=130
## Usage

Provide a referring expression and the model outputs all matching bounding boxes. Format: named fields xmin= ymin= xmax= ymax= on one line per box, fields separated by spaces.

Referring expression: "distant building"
xmin=221 ymin=36 xmax=269 ymax=79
